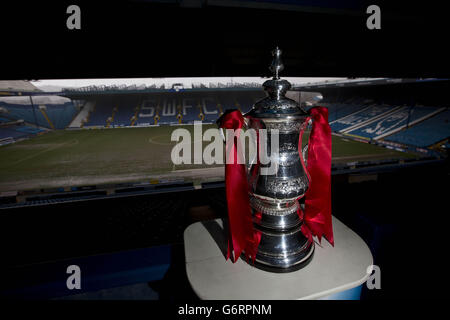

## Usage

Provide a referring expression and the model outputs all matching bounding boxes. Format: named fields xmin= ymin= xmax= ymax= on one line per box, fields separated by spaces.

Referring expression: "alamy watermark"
xmin=66 ymin=264 xmax=81 ymax=290
xmin=66 ymin=5 xmax=81 ymax=30
xmin=366 ymin=264 xmax=381 ymax=290
xmin=170 ymin=122 xmax=280 ymax=175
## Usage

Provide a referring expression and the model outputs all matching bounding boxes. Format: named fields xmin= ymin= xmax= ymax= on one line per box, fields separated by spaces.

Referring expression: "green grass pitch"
xmin=0 ymin=125 xmax=418 ymax=192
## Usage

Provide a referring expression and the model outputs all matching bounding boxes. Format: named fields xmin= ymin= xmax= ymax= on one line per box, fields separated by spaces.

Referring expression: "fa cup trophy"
xmin=218 ymin=47 xmax=334 ymax=273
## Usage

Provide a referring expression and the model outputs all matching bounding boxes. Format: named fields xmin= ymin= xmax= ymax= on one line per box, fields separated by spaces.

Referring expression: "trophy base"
xmin=249 ymin=242 xmax=315 ymax=273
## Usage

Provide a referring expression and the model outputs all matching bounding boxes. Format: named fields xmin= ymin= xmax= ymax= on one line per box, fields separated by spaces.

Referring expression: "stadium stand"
xmin=0 ymin=96 xmax=77 ymax=129
xmin=325 ymin=99 xmax=373 ymax=123
xmin=43 ymin=104 xmax=78 ymax=129
xmin=112 ymin=96 xmax=140 ymax=127
xmin=384 ymin=108 xmax=450 ymax=147
xmin=307 ymin=88 xmax=449 ymax=150
xmin=330 ymin=103 xmax=399 ymax=133
xmin=84 ymin=98 xmax=113 ymax=126
xmin=83 ymin=91 xmax=265 ymax=127
xmin=344 ymin=105 xmax=445 ymax=140
xmin=2 ymin=81 xmax=447 ymax=151
xmin=203 ymin=98 xmax=220 ymax=122
xmin=0 ymin=122 xmax=45 ymax=142
xmin=0 ymin=126 xmax=28 ymax=140
xmin=0 ymin=102 xmax=36 ymax=124
xmin=315 ymin=92 xmax=449 ymax=149
xmin=0 ymin=116 xmax=12 ymax=123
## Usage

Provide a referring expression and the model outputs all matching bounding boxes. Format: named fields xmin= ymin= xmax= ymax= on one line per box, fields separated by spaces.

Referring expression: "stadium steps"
xmin=69 ymin=100 xmax=95 ymax=128
xmin=84 ymin=103 xmax=95 ymax=127
xmin=65 ymin=106 xmax=81 ymax=129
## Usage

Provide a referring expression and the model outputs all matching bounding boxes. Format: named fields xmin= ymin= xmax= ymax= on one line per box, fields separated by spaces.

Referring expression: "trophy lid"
xmin=247 ymin=47 xmax=307 ymax=118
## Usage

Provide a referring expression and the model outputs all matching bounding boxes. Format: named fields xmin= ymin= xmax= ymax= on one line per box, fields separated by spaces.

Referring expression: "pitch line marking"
xmin=10 ymin=139 xmax=78 ymax=167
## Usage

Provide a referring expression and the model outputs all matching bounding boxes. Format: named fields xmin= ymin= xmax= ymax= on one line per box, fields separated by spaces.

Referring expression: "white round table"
xmin=184 ymin=216 xmax=373 ymax=300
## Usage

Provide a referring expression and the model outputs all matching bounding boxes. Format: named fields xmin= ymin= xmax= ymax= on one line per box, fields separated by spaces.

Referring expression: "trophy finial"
xmin=269 ymin=47 xmax=284 ymax=80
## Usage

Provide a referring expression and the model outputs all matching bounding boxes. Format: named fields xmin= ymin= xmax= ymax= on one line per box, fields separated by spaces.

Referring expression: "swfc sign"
xmin=139 ymin=98 xmax=218 ymax=118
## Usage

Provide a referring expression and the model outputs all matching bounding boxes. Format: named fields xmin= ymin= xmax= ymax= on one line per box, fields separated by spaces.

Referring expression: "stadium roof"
xmin=292 ymin=78 xmax=450 ymax=91
xmin=0 ymin=81 xmax=40 ymax=93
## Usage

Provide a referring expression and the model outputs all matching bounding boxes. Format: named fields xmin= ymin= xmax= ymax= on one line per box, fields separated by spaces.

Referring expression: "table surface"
xmin=184 ymin=216 xmax=373 ymax=300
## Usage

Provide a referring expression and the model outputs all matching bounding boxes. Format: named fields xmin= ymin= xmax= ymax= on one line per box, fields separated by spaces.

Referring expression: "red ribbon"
xmin=218 ymin=106 xmax=333 ymax=263
xmin=218 ymin=111 xmax=260 ymax=262
xmin=302 ymin=106 xmax=334 ymax=246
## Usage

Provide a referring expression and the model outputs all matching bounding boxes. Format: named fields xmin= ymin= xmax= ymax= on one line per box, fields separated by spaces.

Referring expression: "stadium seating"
xmin=85 ymin=98 xmax=113 ymax=126
xmin=84 ymin=91 xmax=265 ymax=127
xmin=1 ymin=90 xmax=447 ymax=150
xmin=0 ymin=103 xmax=36 ymax=124
xmin=112 ymin=97 xmax=139 ymax=127
xmin=330 ymin=104 xmax=394 ymax=132
xmin=44 ymin=104 xmax=78 ymax=129
xmin=314 ymin=97 xmax=449 ymax=149
xmin=203 ymin=98 xmax=220 ymax=122
xmin=15 ymin=126 xmax=45 ymax=135
xmin=0 ymin=116 xmax=12 ymax=123
xmin=327 ymin=102 xmax=372 ymax=123
xmin=0 ymin=123 xmax=45 ymax=141
xmin=0 ymin=127 xmax=28 ymax=140
xmin=385 ymin=108 xmax=450 ymax=147
xmin=344 ymin=105 xmax=443 ymax=140
xmin=0 ymin=96 xmax=77 ymax=129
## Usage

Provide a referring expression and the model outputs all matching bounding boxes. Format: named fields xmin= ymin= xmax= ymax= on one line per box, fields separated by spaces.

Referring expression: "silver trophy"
xmin=243 ymin=47 xmax=314 ymax=272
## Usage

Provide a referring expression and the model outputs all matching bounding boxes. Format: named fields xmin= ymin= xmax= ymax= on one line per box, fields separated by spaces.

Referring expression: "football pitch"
xmin=0 ymin=125 xmax=418 ymax=192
